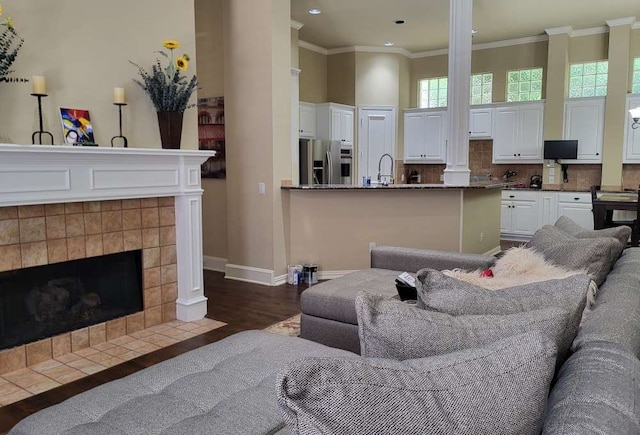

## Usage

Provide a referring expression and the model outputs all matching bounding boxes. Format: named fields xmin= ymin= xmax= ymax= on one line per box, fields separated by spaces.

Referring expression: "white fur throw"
xmin=443 ymin=246 xmax=597 ymax=322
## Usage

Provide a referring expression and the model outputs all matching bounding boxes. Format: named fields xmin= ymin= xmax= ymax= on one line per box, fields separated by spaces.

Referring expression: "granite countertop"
xmin=282 ymin=180 xmax=513 ymax=190
xmin=503 ymin=186 xmax=590 ymax=193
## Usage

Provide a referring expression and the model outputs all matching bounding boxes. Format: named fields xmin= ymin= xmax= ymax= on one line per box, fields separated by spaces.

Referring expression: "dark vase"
xmin=157 ymin=111 xmax=184 ymax=149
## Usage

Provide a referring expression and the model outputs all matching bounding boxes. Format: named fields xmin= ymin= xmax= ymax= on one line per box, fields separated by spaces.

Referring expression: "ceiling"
xmin=291 ymin=0 xmax=640 ymax=53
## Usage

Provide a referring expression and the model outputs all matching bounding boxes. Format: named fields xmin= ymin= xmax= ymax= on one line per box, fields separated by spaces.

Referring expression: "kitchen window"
xmin=506 ymin=67 xmax=543 ymax=102
xmin=632 ymin=58 xmax=640 ymax=94
xmin=569 ymin=61 xmax=608 ymax=98
xmin=418 ymin=73 xmax=493 ymax=108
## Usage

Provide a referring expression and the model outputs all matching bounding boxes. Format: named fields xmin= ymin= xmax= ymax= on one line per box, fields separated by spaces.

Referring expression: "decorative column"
xmin=443 ymin=0 xmax=473 ymax=186
xmin=175 ymin=157 xmax=208 ymax=321
xmin=601 ymin=17 xmax=635 ymax=191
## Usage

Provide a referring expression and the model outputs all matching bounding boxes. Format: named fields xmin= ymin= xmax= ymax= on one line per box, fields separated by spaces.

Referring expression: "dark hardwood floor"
xmin=0 ymin=271 xmax=305 ymax=434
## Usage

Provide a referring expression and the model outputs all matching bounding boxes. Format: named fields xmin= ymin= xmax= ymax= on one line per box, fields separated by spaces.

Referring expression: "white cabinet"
xmin=623 ymin=94 xmax=640 ymax=163
xmin=403 ymin=109 xmax=447 ymax=163
xmin=492 ymin=102 xmax=544 ymax=164
xmin=501 ymin=190 xmax=539 ymax=237
xmin=469 ymin=107 xmax=493 ymax=138
xmin=564 ymin=97 xmax=605 ymax=163
xmin=556 ymin=192 xmax=593 ymax=230
xmin=299 ymin=102 xmax=316 ymax=138
xmin=316 ymin=103 xmax=355 ymax=146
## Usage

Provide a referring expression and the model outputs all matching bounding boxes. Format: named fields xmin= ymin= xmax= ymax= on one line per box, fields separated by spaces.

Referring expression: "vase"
xmin=157 ymin=111 xmax=184 ymax=149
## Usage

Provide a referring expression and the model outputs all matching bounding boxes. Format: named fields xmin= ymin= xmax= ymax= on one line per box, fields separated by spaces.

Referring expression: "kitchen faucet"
xmin=377 ymin=153 xmax=394 ymax=185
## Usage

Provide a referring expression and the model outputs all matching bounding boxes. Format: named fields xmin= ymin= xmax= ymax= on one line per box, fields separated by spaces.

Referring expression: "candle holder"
xmin=110 ymin=102 xmax=128 ymax=148
xmin=31 ymin=93 xmax=54 ymax=145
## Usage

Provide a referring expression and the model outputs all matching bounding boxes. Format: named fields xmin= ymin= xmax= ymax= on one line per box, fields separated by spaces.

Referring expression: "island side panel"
xmin=461 ymin=188 xmax=502 ymax=255
xmin=287 ymin=189 xmax=462 ymax=272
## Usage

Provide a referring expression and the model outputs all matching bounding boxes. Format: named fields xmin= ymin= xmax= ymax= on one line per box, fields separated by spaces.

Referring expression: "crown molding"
xmin=326 ymin=45 xmax=413 ymax=57
xmin=411 ymin=34 xmax=549 ymax=58
xmin=290 ymin=20 xmax=304 ymax=30
xmin=545 ymin=26 xmax=573 ymax=36
xmin=298 ymin=40 xmax=328 ymax=55
xmin=606 ymin=16 xmax=636 ymax=27
xmin=571 ymin=26 xmax=609 ymax=37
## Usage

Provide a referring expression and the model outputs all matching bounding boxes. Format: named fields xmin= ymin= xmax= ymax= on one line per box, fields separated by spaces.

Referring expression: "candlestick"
xmin=111 ymin=103 xmax=128 ymax=148
xmin=31 ymin=76 xmax=46 ymax=95
xmin=30 ymin=93 xmax=54 ymax=145
xmin=113 ymin=87 xmax=125 ymax=104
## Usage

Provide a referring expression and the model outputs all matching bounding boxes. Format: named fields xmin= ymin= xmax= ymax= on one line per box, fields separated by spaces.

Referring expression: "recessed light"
xmin=309 ymin=8 xmax=321 ymax=15
xmin=471 ymin=29 xmax=479 ymax=35
xmin=394 ymin=20 xmax=405 ymax=24
xmin=384 ymin=41 xmax=394 ymax=47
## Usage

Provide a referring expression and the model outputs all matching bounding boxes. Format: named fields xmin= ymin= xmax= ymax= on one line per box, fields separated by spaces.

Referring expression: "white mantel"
xmin=0 ymin=144 xmax=215 ymax=322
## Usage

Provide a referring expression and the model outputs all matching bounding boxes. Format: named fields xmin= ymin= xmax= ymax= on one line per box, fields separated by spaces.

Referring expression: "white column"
xmin=174 ymin=161 xmax=208 ymax=321
xmin=443 ymin=0 xmax=473 ymax=186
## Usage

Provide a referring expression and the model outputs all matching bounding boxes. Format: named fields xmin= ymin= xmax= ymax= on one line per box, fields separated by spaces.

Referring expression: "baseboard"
xmin=317 ymin=270 xmax=359 ymax=280
xmin=203 ymin=255 xmax=227 ymax=272
xmin=483 ymin=246 xmax=503 ymax=256
xmin=225 ymin=264 xmax=279 ymax=286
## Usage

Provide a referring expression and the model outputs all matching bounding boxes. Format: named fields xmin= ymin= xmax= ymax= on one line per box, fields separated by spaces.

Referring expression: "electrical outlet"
xmin=368 ymin=242 xmax=376 ymax=253
xmin=258 ymin=182 xmax=266 ymax=195
xmin=440 ymin=174 xmax=444 ymax=181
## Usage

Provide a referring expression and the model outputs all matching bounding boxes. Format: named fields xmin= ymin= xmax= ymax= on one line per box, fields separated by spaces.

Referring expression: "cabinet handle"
xmin=518 ymin=153 xmax=521 ymax=156
xmin=513 ymin=154 xmax=516 ymax=157
xmin=596 ymin=152 xmax=599 ymax=156
xmin=509 ymin=195 xmax=515 ymax=198
xmin=574 ymin=197 xmax=579 ymax=201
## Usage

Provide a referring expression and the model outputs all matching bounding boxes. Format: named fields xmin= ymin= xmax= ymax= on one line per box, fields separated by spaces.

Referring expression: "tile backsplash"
xmin=399 ymin=140 xmax=640 ymax=191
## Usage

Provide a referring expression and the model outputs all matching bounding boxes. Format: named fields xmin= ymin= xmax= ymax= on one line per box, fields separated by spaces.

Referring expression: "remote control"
xmin=397 ymin=272 xmax=416 ymax=288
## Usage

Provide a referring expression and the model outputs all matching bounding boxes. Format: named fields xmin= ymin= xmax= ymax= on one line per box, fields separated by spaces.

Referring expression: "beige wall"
xmin=569 ymin=33 xmax=609 ymax=63
xmin=287 ymin=189 xmax=463 ymax=271
xmin=195 ymin=0 xmax=228 ymax=261
xmin=327 ymin=52 xmax=356 ymax=105
xmin=355 ymin=52 xmax=403 ymax=107
xmin=461 ymin=189 xmax=501 ymax=253
xmin=4 ymin=1 xmax=197 ymax=149
xmin=630 ymin=29 xmax=640 ymax=92
xmin=299 ymin=47 xmax=327 ymax=103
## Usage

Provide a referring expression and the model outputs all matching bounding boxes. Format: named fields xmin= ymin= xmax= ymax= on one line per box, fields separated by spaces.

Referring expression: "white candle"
xmin=113 ymin=87 xmax=125 ymax=104
xmin=31 ymin=76 xmax=46 ymax=94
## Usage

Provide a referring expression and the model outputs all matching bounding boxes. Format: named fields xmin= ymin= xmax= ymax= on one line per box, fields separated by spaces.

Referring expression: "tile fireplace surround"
xmin=0 ymin=144 xmax=214 ymax=375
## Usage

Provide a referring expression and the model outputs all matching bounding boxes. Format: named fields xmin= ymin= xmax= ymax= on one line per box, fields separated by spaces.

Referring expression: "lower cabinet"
xmin=501 ymin=190 xmax=593 ymax=239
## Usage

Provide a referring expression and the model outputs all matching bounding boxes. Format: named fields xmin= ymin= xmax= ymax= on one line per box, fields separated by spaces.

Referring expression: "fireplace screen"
xmin=0 ymin=250 xmax=143 ymax=351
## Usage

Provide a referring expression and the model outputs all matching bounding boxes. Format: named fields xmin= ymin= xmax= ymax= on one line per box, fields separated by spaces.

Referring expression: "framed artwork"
xmin=197 ymin=97 xmax=226 ymax=178
xmin=59 ymin=108 xmax=95 ymax=145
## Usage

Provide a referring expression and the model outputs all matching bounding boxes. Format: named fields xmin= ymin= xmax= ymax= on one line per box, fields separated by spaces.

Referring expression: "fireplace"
xmin=0 ymin=251 xmax=143 ymax=351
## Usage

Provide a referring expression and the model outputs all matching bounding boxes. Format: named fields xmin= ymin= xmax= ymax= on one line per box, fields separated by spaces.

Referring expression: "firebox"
xmin=0 ymin=250 xmax=143 ymax=351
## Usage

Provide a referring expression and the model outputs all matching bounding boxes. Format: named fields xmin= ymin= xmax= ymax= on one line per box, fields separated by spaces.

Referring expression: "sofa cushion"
xmin=543 ymin=341 xmax=640 ymax=434
xmin=555 ymin=214 xmax=631 ymax=249
xmin=528 ymin=225 xmax=621 ymax=285
xmin=356 ymin=292 xmax=571 ymax=361
xmin=300 ymin=268 xmax=400 ymax=325
xmin=9 ymin=331 xmax=356 ymax=435
xmin=415 ymin=270 xmax=591 ymax=346
xmin=278 ymin=332 xmax=557 ymax=435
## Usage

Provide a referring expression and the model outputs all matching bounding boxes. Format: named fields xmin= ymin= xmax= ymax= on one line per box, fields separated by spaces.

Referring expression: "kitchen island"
xmin=281 ymin=182 xmax=508 ymax=275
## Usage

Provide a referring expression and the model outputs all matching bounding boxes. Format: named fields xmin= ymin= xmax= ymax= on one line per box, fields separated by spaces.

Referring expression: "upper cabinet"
xmin=316 ymin=103 xmax=355 ymax=146
xmin=564 ymin=97 xmax=605 ymax=163
xmin=469 ymin=107 xmax=493 ymax=138
xmin=299 ymin=102 xmax=316 ymax=138
xmin=403 ymin=108 xmax=447 ymax=163
xmin=624 ymin=94 xmax=640 ymax=163
xmin=492 ymin=101 xmax=544 ymax=164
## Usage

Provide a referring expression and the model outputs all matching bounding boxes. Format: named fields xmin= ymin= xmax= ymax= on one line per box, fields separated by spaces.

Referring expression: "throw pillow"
xmin=555 ymin=215 xmax=630 ymax=259
xmin=415 ymin=269 xmax=591 ymax=341
xmin=528 ymin=225 xmax=621 ymax=285
xmin=277 ymin=331 xmax=557 ymax=435
xmin=356 ymin=292 xmax=571 ymax=361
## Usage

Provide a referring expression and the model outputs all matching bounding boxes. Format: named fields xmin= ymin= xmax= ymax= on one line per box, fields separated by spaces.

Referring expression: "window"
xmin=632 ymin=58 xmax=640 ymax=94
xmin=419 ymin=77 xmax=448 ymax=108
xmin=418 ymin=73 xmax=493 ymax=108
xmin=569 ymin=61 xmax=608 ymax=98
xmin=506 ymin=67 xmax=543 ymax=102
xmin=471 ymin=73 xmax=492 ymax=104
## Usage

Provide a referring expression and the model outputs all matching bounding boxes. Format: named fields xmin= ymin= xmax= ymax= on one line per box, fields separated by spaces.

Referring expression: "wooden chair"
xmin=631 ymin=188 xmax=640 ymax=247
xmin=591 ymin=185 xmax=635 ymax=229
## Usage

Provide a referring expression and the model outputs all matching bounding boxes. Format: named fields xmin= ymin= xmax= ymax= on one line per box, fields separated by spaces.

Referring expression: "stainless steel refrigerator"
xmin=299 ymin=139 xmax=342 ymax=185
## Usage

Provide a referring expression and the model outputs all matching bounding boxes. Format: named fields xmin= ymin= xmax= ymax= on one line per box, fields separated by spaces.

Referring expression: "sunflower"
xmin=176 ymin=54 xmax=189 ymax=71
xmin=163 ymin=39 xmax=179 ymax=50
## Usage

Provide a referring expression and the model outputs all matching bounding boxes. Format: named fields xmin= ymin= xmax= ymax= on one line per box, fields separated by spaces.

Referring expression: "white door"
xmin=358 ymin=106 xmax=397 ymax=182
xmin=557 ymin=203 xmax=594 ymax=230
xmin=511 ymin=201 xmax=538 ymax=235
xmin=518 ymin=105 xmax=544 ymax=161
xmin=469 ymin=108 xmax=493 ymax=138
xmin=299 ymin=102 xmax=316 ymax=138
xmin=565 ymin=98 xmax=604 ymax=162
xmin=493 ymin=107 xmax=518 ymax=162
xmin=342 ymin=109 xmax=355 ymax=146
xmin=500 ymin=202 xmax=513 ymax=234
xmin=624 ymin=96 xmax=640 ymax=162
xmin=404 ymin=112 xmax=427 ymax=161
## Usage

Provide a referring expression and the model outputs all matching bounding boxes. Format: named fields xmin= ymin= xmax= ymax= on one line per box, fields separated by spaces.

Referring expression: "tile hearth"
xmin=0 ymin=317 xmax=225 ymax=407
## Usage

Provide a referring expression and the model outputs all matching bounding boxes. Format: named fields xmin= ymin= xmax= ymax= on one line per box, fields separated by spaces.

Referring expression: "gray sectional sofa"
xmin=10 ymin=220 xmax=640 ymax=434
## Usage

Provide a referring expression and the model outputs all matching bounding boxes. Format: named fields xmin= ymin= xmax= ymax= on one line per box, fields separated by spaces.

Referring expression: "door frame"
xmin=357 ymin=105 xmax=397 ymax=183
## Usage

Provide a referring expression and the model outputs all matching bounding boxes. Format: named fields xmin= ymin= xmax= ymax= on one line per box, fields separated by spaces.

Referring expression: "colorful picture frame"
xmin=59 ymin=108 xmax=95 ymax=145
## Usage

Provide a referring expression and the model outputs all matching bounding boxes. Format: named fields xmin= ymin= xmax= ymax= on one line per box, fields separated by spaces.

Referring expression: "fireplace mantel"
xmin=0 ymin=144 xmax=216 ymax=322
